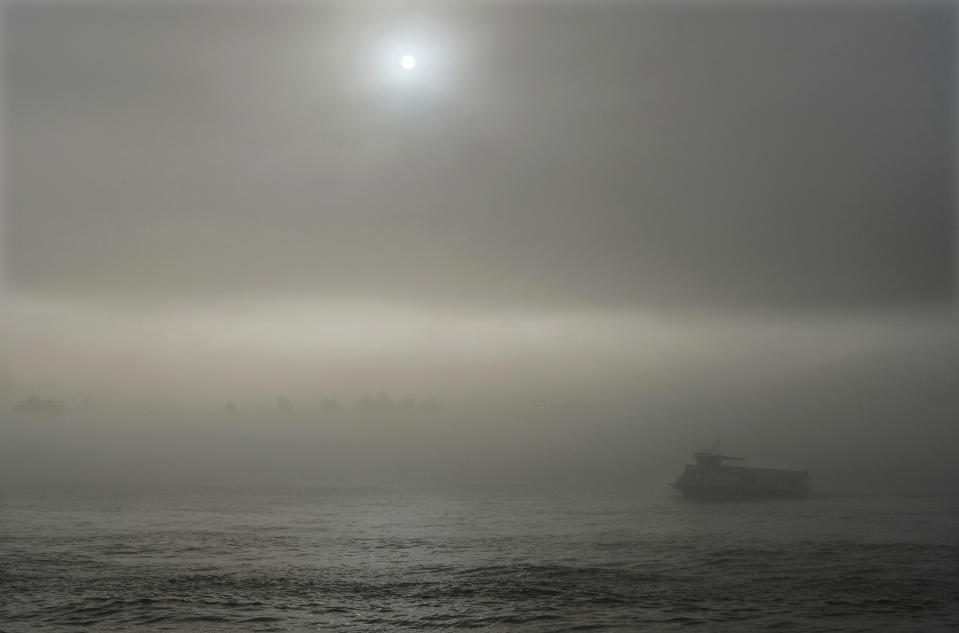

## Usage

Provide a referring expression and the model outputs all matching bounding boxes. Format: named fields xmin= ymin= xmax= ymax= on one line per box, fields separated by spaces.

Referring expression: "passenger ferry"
xmin=671 ymin=443 xmax=809 ymax=499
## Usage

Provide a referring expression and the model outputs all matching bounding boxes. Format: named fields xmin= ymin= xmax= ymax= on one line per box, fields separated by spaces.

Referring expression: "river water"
xmin=1 ymin=488 xmax=956 ymax=631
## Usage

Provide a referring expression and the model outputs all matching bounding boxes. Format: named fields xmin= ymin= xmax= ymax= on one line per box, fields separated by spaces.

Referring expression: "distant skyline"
xmin=1 ymin=2 xmax=957 ymax=493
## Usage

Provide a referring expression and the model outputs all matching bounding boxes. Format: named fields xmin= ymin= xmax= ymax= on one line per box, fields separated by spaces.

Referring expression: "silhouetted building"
xmin=354 ymin=397 xmax=374 ymax=415
xmin=354 ymin=393 xmax=394 ymax=416
xmin=276 ymin=397 xmax=293 ymax=416
xmin=14 ymin=396 xmax=65 ymax=417
xmin=320 ymin=398 xmax=341 ymax=414
xmin=0 ymin=364 xmax=11 ymax=414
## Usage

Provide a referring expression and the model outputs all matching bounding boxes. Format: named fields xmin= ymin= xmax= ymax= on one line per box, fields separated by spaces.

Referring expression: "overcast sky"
xmin=1 ymin=2 xmax=956 ymax=489
xmin=4 ymin=1 xmax=954 ymax=311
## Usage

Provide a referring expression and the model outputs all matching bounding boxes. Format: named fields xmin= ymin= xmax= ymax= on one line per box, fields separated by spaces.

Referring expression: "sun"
xmin=400 ymin=54 xmax=416 ymax=70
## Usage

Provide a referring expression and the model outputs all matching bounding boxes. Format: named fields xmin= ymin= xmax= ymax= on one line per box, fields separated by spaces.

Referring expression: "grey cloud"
xmin=4 ymin=3 xmax=954 ymax=310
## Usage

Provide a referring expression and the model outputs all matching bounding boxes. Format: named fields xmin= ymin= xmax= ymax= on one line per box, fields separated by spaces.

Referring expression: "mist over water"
xmin=2 ymin=1 xmax=958 ymax=630
xmin=3 ymin=299 xmax=957 ymax=494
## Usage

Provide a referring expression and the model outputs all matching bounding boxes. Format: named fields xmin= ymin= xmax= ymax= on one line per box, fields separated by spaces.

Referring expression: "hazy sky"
xmin=5 ymin=1 xmax=954 ymax=310
xmin=1 ymin=1 xmax=956 ymax=489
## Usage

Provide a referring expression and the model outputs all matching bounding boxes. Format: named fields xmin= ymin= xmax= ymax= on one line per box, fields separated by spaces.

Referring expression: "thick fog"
xmin=1 ymin=1 xmax=956 ymax=493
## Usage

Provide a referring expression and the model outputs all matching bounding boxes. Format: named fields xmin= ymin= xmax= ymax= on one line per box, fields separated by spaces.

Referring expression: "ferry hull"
xmin=671 ymin=481 xmax=808 ymax=500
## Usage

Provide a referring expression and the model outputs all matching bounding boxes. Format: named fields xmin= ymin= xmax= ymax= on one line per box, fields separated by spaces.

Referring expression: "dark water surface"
xmin=1 ymin=488 xmax=957 ymax=631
